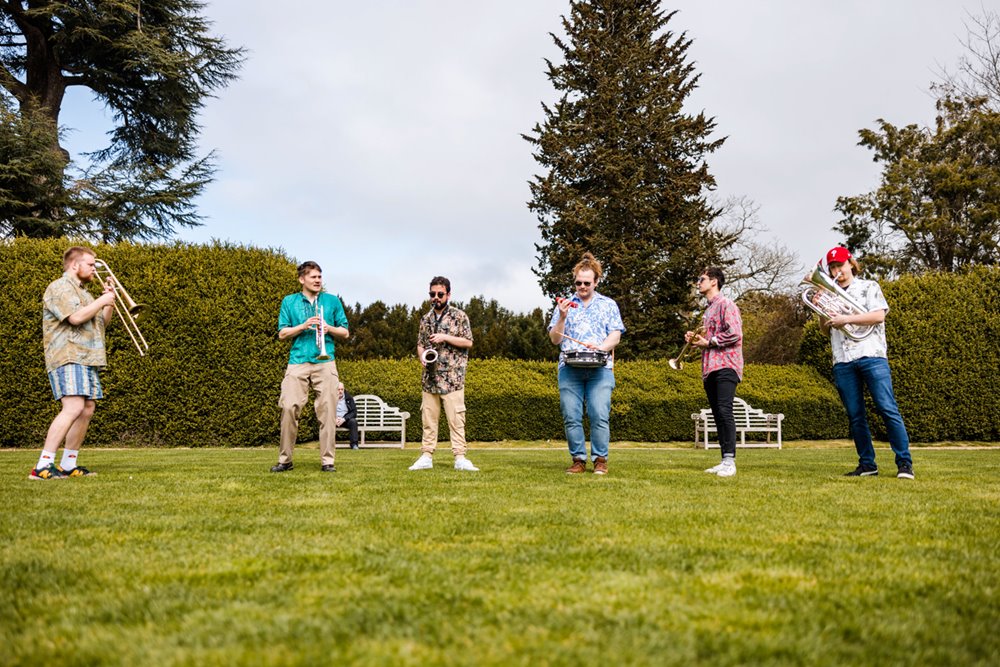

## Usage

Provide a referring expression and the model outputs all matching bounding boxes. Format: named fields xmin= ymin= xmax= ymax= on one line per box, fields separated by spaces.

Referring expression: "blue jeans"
xmin=558 ymin=365 xmax=615 ymax=461
xmin=832 ymin=356 xmax=912 ymax=468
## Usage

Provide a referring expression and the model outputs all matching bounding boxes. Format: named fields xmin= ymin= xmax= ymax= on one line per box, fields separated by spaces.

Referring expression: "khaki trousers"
xmin=421 ymin=389 xmax=467 ymax=456
xmin=278 ymin=362 xmax=339 ymax=466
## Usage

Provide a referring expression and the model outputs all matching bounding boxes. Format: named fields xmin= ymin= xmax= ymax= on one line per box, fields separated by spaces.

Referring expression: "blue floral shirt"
xmin=547 ymin=291 xmax=625 ymax=368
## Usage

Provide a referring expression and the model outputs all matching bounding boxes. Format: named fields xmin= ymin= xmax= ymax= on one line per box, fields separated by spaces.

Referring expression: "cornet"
xmin=93 ymin=259 xmax=150 ymax=356
xmin=315 ymin=303 xmax=330 ymax=360
xmin=668 ymin=325 xmax=705 ymax=370
xmin=799 ymin=264 xmax=875 ymax=341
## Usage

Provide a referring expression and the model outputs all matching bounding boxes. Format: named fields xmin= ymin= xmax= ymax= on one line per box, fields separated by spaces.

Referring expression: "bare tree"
xmin=710 ymin=195 xmax=803 ymax=300
xmin=937 ymin=6 xmax=1000 ymax=110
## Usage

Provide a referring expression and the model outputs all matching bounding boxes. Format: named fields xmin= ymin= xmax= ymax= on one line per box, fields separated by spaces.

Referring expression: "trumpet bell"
xmin=668 ymin=358 xmax=683 ymax=370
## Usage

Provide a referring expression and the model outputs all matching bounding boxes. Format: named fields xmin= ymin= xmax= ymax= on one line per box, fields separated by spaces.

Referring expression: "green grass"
xmin=2 ymin=447 xmax=998 ymax=666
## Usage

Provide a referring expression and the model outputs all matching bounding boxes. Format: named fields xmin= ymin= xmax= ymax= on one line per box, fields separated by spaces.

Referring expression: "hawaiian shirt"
xmin=278 ymin=291 xmax=349 ymax=365
xmin=42 ymin=272 xmax=107 ymax=373
xmin=700 ymin=293 xmax=744 ymax=380
xmin=830 ymin=278 xmax=889 ymax=365
xmin=418 ymin=305 xmax=473 ymax=394
xmin=547 ymin=291 xmax=625 ymax=369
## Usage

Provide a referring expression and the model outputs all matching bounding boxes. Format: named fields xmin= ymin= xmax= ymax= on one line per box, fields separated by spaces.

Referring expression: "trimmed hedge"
xmin=2 ymin=239 xmax=848 ymax=446
xmin=799 ymin=267 xmax=1000 ymax=442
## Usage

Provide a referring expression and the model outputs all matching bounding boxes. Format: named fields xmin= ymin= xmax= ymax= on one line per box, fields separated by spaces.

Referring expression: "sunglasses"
xmin=429 ymin=291 xmax=447 ymax=298
xmin=696 ymin=276 xmax=709 ymax=283
xmin=574 ymin=280 xmax=592 ymax=287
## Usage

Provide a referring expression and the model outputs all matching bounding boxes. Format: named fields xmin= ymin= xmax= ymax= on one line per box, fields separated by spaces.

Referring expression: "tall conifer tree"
xmin=524 ymin=0 xmax=726 ymax=356
xmin=0 ymin=1 xmax=244 ymax=240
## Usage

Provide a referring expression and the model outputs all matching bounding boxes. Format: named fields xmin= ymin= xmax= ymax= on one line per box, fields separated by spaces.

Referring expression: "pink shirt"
xmin=700 ymin=294 xmax=744 ymax=380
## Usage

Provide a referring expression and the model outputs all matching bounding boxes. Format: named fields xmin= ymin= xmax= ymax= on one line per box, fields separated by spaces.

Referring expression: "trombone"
xmin=93 ymin=259 xmax=150 ymax=356
xmin=668 ymin=325 xmax=705 ymax=370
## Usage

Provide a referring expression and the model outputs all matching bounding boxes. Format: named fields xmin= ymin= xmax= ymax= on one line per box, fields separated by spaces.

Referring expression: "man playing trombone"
xmin=31 ymin=246 xmax=116 ymax=480
xmin=273 ymin=261 xmax=349 ymax=473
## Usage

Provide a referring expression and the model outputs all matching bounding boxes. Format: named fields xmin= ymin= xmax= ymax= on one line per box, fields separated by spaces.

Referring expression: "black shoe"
xmin=844 ymin=464 xmax=878 ymax=477
xmin=270 ymin=462 xmax=293 ymax=473
xmin=350 ymin=443 xmax=359 ymax=450
xmin=321 ymin=464 xmax=337 ymax=472
xmin=897 ymin=463 xmax=915 ymax=479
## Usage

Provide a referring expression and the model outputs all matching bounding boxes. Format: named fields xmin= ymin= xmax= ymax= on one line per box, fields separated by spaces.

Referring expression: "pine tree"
xmin=0 ymin=1 xmax=244 ymax=239
xmin=524 ymin=0 xmax=727 ymax=357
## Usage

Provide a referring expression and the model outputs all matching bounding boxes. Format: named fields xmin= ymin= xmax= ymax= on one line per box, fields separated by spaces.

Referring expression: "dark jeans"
xmin=832 ymin=356 xmax=911 ymax=468
xmin=341 ymin=417 xmax=359 ymax=446
xmin=704 ymin=368 xmax=740 ymax=458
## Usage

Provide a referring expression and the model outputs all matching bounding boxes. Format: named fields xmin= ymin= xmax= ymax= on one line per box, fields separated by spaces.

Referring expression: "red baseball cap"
xmin=826 ymin=246 xmax=852 ymax=265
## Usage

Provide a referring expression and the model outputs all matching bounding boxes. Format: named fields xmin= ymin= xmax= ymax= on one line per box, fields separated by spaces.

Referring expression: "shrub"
xmin=799 ymin=267 xmax=1000 ymax=441
xmin=1 ymin=239 xmax=847 ymax=447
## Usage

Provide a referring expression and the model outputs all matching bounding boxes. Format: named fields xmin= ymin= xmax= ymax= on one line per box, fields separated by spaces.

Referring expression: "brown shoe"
xmin=593 ymin=456 xmax=608 ymax=475
xmin=565 ymin=459 xmax=587 ymax=474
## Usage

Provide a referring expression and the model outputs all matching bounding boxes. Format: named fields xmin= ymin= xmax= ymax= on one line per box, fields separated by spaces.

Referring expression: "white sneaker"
xmin=716 ymin=459 xmax=737 ymax=477
xmin=704 ymin=462 xmax=726 ymax=474
xmin=454 ymin=457 xmax=479 ymax=472
xmin=408 ymin=454 xmax=433 ymax=471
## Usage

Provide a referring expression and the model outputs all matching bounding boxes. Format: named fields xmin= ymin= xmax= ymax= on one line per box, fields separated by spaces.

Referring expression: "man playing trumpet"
xmin=273 ymin=261 xmax=349 ymax=473
xmin=813 ymin=247 xmax=913 ymax=479
xmin=31 ymin=247 xmax=117 ymax=480
xmin=410 ymin=276 xmax=479 ymax=472
xmin=685 ymin=267 xmax=743 ymax=478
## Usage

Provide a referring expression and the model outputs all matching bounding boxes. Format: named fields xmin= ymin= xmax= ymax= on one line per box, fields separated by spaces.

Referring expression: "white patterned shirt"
xmin=548 ymin=291 xmax=625 ymax=369
xmin=830 ymin=278 xmax=889 ymax=364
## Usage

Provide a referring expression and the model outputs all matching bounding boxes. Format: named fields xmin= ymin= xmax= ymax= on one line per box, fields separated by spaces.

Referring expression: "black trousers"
xmin=704 ymin=368 xmax=740 ymax=457
xmin=342 ymin=417 xmax=359 ymax=446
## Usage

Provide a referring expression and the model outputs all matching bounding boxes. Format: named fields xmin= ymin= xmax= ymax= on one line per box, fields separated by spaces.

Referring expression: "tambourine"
xmin=564 ymin=350 xmax=609 ymax=368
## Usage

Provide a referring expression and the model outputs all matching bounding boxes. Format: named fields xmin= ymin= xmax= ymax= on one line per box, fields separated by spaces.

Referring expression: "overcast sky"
xmin=61 ymin=1 xmax=983 ymax=312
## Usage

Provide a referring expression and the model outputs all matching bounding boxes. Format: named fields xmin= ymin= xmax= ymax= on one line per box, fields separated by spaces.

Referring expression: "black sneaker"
xmin=61 ymin=466 xmax=97 ymax=477
xmin=270 ymin=462 xmax=293 ymax=472
xmin=897 ymin=464 xmax=915 ymax=480
xmin=321 ymin=464 xmax=337 ymax=472
xmin=844 ymin=464 xmax=878 ymax=477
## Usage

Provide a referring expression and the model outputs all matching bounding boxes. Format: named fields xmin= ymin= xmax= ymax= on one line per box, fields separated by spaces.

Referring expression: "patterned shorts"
xmin=48 ymin=364 xmax=104 ymax=401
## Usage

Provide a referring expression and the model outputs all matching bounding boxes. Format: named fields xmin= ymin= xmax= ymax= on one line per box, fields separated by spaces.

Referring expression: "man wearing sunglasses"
xmin=686 ymin=267 xmax=743 ymax=477
xmin=548 ymin=252 xmax=624 ymax=475
xmin=410 ymin=276 xmax=479 ymax=472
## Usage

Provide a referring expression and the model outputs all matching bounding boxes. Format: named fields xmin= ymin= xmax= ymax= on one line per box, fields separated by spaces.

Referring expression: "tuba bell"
xmin=799 ymin=263 xmax=875 ymax=341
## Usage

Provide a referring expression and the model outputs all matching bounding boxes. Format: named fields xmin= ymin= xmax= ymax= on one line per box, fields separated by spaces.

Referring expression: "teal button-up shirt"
xmin=278 ymin=291 xmax=349 ymax=365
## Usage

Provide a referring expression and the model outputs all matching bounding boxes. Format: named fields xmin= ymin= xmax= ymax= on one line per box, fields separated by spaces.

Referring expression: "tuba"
xmin=799 ymin=264 xmax=875 ymax=341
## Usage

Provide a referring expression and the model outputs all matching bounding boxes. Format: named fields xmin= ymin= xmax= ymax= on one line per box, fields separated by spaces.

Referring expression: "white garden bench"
xmin=691 ymin=397 xmax=784 ymax=449
xmin=336 ymin=394 xmax=411 ymax=448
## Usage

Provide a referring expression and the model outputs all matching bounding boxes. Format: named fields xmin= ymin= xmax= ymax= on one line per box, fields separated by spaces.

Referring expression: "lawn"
xmin=2 ymin=447 xmax=998 ymax=666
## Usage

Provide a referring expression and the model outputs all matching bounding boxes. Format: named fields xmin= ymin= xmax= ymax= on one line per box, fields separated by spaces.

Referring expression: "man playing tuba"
xmin=814 ymin=247 xmax=914 ymax=479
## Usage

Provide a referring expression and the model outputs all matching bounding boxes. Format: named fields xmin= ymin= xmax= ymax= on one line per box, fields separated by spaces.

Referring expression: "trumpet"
xmin=669 ymin=325 xmax=705 ymax=370
xmin=799 ymin=264 xmax=875 ymax=341
xmin=315 ymin=303 xmax=330 ymax=360
xmin=421 ymin=348 xmax=439 ymax=364
xmin=93 ymin=259 xmax=150 ymax=356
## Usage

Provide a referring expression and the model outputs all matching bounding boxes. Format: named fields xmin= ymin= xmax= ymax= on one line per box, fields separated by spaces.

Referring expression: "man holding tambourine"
xmin=548 ymin=252 xmax=625 ymax=475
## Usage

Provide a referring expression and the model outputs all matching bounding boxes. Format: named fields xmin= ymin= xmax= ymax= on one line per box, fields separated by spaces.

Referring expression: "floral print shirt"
xmin=418 ymin=306 xmax=473 ymax=394
xmin=830 ymin=278 xmax=889 ymax=364
xmin=701 ymin=293 xmax=744 ymax=380
xmin=42 ymin=272 xmax=107 ymax=373
xmin=547 ymin=291 xmax=625 ymax=369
